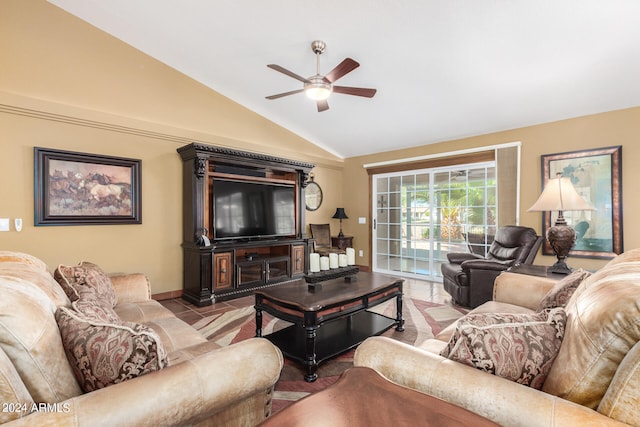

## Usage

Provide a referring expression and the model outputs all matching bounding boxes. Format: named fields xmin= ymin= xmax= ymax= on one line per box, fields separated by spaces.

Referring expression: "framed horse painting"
xmin=34 ymin=147 xmax=142 ymax=225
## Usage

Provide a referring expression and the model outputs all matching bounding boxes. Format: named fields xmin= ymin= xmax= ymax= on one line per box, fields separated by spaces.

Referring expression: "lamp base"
xmin=546 ymin=223 xmax=577 ymax=276
xmin=548 ymin=260 xmax=573 ymax=275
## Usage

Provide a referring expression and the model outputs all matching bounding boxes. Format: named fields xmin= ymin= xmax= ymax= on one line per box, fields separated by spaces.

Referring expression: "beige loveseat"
xmin=355 ymin=249 xmax=640 ymax=426
xmin=0 ymin=251 xmax=283 ymax=426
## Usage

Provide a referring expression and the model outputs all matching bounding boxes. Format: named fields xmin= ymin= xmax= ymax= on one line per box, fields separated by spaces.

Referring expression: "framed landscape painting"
xmin=540 ymin=146 xmax=622 ymax=259
xmin=34 ymin=147 xmax=142 ymax=225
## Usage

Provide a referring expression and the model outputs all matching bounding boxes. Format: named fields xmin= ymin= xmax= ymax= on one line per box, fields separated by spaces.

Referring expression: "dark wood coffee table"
xmin=258 ymin=367 xmax=500 ymax=426
xmin=254 ymin=272 xmax=404 ymax=382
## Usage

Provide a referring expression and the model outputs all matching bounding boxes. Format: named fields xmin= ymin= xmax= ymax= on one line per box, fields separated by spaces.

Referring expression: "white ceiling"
xmin=48 ymin=1 xmax=640 ymax=159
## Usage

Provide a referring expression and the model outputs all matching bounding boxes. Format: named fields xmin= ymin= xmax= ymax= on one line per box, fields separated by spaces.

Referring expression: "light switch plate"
xmin=0 ymin=218 xmax=9 ymax=232
xmin=358 ymin=217 xmax=366 ymax=224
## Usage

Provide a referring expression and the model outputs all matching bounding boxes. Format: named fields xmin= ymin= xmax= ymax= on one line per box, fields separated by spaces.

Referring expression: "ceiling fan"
xmin=266 ymin=40 xmax=377 ymax=112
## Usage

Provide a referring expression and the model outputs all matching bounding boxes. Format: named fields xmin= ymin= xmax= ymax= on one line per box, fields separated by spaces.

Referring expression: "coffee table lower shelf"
xmin=264 ymin=311 xmax=397 ymax=372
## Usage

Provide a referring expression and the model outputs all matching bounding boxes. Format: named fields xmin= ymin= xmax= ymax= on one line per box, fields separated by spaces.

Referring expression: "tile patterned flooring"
xmin=159 ymin=277 xmax=452 ymax=324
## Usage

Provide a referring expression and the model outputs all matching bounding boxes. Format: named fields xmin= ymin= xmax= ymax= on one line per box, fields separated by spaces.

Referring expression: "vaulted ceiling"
xmin=49 ymin=1 xmax=640 ymax=158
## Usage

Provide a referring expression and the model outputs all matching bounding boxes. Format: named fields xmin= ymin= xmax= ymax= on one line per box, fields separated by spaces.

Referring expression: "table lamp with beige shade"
xmin=528 ymin=173 xmax=594 ymax=274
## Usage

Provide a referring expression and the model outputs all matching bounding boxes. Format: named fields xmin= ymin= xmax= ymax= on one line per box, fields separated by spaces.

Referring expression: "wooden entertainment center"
xmin=177 ymin=142 xmax=315 ymax=306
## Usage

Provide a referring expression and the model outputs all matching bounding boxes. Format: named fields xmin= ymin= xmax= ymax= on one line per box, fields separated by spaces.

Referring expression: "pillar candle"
xmin=346 ymin=248 xmax=356 ymax=265
xmin=339 ymin=254 xmax=348 ymax=267
xmin=320 ymin=256 xmax=330 ymax=271
xmin=309 ymin=253 xmax=321 ymax=272
xmin=329 ymin=253 xmax=339 ymax=269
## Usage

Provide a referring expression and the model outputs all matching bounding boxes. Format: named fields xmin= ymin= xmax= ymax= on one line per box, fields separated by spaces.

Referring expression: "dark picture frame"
xmin=540 ymin=146 xmax=622 ymax=259
xmin=34 ymin=147 xmax=142 ymax=225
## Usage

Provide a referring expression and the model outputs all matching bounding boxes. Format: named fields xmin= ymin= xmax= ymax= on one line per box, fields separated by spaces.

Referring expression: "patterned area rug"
xmin=191 ymin=298 xmax=466 ymax=414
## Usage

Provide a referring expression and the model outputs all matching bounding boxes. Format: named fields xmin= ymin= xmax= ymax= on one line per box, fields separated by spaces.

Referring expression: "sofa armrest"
xmin=109 ymin=273 xmax=151 ymax=303
xmin=354 ymin=337 xmax=628 ymax=427
xmin=5 ymin=338 xmax=283 ymax=427
xmin=492 ymin=272 xmax=558 ymax=310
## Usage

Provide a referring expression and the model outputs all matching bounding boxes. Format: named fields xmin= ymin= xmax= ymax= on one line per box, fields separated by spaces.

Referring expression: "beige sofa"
xmin=355 ymin=249 xmax=640 ymax=427
xmin=0 ymin=251 xmax=283 ymax=427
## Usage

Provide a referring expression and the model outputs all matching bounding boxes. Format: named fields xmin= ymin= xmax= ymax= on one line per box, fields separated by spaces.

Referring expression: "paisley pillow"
xmin=537 ymin=268 xmax=591 ymax=311
xmin=440 ymin=308 xmax=566 ymax=389
xmin=55 ymin=306 xmax=167 ymax=392
xmin=54 ymin=261 xmax=117 ymax=307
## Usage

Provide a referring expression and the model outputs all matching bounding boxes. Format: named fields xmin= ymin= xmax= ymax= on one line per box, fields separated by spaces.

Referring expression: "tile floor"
xmin=159 ymin=277 xmax=451 ymax=324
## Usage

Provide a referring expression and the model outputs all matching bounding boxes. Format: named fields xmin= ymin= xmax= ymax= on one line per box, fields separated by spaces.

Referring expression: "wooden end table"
xmin=254 ymin=272 xmax=404 ymax=382
xmin=258 ymin=367 xmax=500 ymax=426
xmin=507 ymin=264 xmax=567 ymax=281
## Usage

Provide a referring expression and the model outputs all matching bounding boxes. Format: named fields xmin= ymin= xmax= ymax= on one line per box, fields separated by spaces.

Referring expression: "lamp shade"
xmin=528 ymin=174 xmax=594 ymax=212
xmin=332 ymin=208 xmax=349 ymax=219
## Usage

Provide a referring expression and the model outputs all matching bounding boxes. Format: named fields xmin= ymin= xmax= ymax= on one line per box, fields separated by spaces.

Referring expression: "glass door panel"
xmin=373 ymin=162 xmax=496 ymax=281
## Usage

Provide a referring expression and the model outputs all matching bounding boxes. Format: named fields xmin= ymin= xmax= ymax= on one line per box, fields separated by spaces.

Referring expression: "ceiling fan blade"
xmin=333 ymin=86 xmax=377 ymax=98
xmin=317 ymin=99 xmax=329 ymax=112
xmin=265 ymin=89 xmax=304 ymax=100
xmin=267 ymin=64 xmax=310 ymax=83
xmin=323 ymin=58 xmax=360 ymax=83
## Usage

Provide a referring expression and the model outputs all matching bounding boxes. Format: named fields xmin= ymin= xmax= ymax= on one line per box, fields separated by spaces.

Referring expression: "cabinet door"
xmin=213 ymin=252 xmax=233 ymax=290
xmin=237 ymin=260 xmax=265 ymax=288
xmin=266 ymin=257 xmax=289 ymax=283
xmin=292 ymin=245 xmax=305 ymax=276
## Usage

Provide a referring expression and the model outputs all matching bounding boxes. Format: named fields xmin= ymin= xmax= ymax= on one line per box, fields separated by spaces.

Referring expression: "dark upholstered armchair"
xmin=309 ymin=223 xmax=345 ymax=256
xmin=441 ymin=225 xmax=543 ymax=308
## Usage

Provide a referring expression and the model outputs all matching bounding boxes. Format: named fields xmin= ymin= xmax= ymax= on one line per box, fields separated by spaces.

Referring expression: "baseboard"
xmin=152 ymin=290 xmax=183 ymax=301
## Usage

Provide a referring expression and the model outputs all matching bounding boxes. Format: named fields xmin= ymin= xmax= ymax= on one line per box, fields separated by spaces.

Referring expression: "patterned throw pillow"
xmin=537 ymin=268 xmax=591 ymax=311
xmin=54 ymin=261 xmax=117 ymax=307
xmin=55 ymin=306 xmax=168 ymax=392
xmin=72 ymin=298 xmax=121 ymax=324
xmin=440 ymin=308 xmax=566 ymax=389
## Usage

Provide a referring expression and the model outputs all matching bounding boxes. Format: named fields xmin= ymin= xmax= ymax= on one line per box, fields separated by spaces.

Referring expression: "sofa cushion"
xmin=56 ymin=306 xmax=168 ymax=392
xmin=54 ymin=261 xmax=117 ymax=307
xmin=0 ymin=347 xmax=35 ymax=424
xmin=143 ymin=317 xmax=208 ymax=354
xmin=536 ymin=268 xmax=591 ymax=311
xmin=0 ymin=251 xmax=48 ymax=271
xmin=542 ymin=255 xmax=640 ymax=409
xmin=440 ymin=307 xmax=566 ymax=389
xmin=114 ymin=300 xmax=176 ymax=324
xmin=0 ymin=276 xmax=82 ymax=402
xmin=0 ymin=262 xmax=70 ymax=308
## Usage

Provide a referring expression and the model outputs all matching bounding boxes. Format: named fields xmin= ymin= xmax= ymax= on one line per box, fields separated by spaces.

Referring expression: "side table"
xmin=331 ymin=235 xmax=353 ymax=250
xmin=507 ymin=264 xmax=568 ymax=281
xmin=259 ymin=367 xmax=500 ymax=426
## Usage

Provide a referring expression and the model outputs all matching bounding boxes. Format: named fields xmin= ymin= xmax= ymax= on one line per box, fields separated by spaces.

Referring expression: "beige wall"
xmin=0 ymin=0 xmax=343 ymax=295
xmin=1 ymin=1 xmax=637 ymax=295
xmin=344 ymin=107 xmax=639 ymax=272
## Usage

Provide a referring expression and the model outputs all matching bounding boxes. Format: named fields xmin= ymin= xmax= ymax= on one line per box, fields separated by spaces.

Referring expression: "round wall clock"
xmin=305 ymin=180 xmax=323 ymax=211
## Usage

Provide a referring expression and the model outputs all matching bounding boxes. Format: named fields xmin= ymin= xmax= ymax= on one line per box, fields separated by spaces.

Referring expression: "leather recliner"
xmin=441 ymin=225 xmax=543 ymax=308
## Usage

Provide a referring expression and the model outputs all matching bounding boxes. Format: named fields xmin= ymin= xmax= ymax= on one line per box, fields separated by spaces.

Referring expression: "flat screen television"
xmin=213 ymin=179 xmax=296 ymax=240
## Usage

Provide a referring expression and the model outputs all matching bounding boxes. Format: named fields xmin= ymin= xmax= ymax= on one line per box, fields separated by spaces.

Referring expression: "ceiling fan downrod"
xmin=305 ymin=40 xmax=332 ymax=100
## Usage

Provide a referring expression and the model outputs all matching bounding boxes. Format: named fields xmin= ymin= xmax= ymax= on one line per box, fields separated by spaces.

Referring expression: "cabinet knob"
xmin=220 ymin=268 xmax=227 ymax=273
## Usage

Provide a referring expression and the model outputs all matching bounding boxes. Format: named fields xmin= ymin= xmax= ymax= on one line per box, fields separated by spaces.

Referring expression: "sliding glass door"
xmin=373 ymin=162 xmax=496 ymax=280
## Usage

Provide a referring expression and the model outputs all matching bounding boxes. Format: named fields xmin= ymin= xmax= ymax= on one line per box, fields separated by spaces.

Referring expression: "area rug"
xmin=191 ymin=298 xmax=466 ymax=414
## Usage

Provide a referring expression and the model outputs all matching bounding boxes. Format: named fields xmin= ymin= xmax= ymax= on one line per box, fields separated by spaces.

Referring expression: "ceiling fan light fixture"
xmin=304 ymin=76 xmax=332 ymax=100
